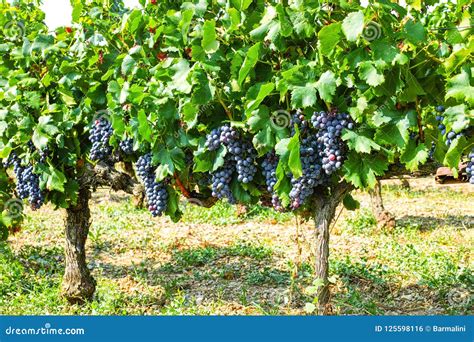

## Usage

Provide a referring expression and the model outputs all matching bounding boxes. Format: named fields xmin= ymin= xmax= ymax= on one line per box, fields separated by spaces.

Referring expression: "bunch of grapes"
xmin=289 ymin=135 xmax=325 ymax=209
xmin=119 ymin=138 xmax=134 ymax=155
xmin=205 ymin=125 xmax=258 ymax=185
xmin=11 ymin=155 xmax=44 ymax=210
xmin=210 ymin=160 xmax=235 ymax=203
xmin=204 ymin=127 xmax=223 ymax=151
xmin=290 ymin=110 xmax=309 ymax=136
xmin=311 ymin=111 xmax=353 ymax=175
xmin=262 ymin=151 xmax=283 ymax=211
xmin=466 ymin=149 xmax=474 ymax=185
xmin=435 ymin=106 xmax=464 ymax=147
xmin=89 ymin=118 xmax=114 ymax=161
xmin=136 ymin=154 xmax=168 ymax=217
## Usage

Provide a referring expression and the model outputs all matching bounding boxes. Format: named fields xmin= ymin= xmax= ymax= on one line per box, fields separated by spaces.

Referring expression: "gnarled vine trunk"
xmin=313 ymin=183 xmax=352 ymax=315
xmin=369 ymin=179 xmax=395 ymax=230
xmin=61 ymin=185 xmax=96 ymax=304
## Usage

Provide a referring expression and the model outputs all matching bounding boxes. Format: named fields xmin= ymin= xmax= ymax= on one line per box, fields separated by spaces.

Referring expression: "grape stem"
xmin=174 ymin=172 xmax=191 ymax=198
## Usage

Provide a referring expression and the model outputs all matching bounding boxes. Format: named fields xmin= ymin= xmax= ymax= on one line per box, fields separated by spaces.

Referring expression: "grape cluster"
xmin=290 ymin=110 xmax=310 ymax=136
xmin=204 ymin=127 xmax=223 ymax=151
xmin=312 ymin=111 xmax=353 ymax=175
xmin=262 ymin=151 xmax=283 ymax=211
xmin=435 ymin=106 xmax=463 ymax=147
xmin=11 ymin=155 xmax=44 ymax=210
xmin=205 ymin=124 xmax=258 ymax=189
xmin=289 ymin=135 xmax=325 ymax=208
xmin=136 ymin=154 xmax=168 ymax=217
xmin=89 ymin=118 xmax=113 ymax=161
xmin=210 ymin=161 xmax=236 ymax=203
xmin=466 ymin=149 xmax=474 ymax=185
xmin=285 ymin=110 xmax=354 ymax=209
xmin=119 ymin=138 xmax=134 ymax=155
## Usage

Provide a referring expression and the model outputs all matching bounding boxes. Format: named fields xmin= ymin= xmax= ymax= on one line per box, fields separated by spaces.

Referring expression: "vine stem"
xmin=216 ymin=91 xmax=233 ymax=121
xmin=415 ymin=97 xmax=425 ymax=142
xmin=174 ymin=172 xmax=191 ymax=198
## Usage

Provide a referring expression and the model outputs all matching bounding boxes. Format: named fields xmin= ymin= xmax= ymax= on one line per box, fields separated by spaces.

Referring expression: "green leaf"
xmin=121 ymin=54 xmax=136 ymax=75
xmin=400 ymin=140 xmax=428 ymax=171
xmin=318 ymin=23 xmax=342 ymax=56
xmin=287 ymin=132 xmax=302 ymax=178
xmin=137 ymin=109 xmax=152 ymax=143
xmin=358 ymin=61 xmax=385 ymax=87
xmin=155 ymin=149 xmax=174 ymax=181
xmin=46 ymin=167 xmax=66 ymax=192
xmin=342 ymin=11 xmax=364 ymax=42
xmin=443 ymin=136 xmax=467 ymax=171
xmin=342 ymin=130 xmax=381 ymax=154
xmin=443 ymin=105 xmax=470 ymax=133
xmin=202 ymin=20 xmax=219 ymax=54
xmin=171 ymin=59 xmax=192 ymax=94
xmin=246 ymin=83 xmax=275 ymax=113
xmin=291 ymin=86 xmax=317 ymax=108
xmin=179 ymin=9 xmax=194 ymax=44
xmin=119 ymin=82 xmax=129 ymax=104
xmin=445 ymin=69 xmax=474 ymax=105
xmin=238 ymin=43 xmax=260 ymax=86
xmin=230 ymin=0 xmax=252 ymax=11
xmin=343 ymin=193 xmax=360 ymax=211
xmin=71 ymin=0 xmax=83 ymax=22
xmin=343 ymin=152 xmax=388 ymax=188
xmin=403 ymin=20 xmax=426 ymax=45
xmin=315 ymin=71 xmax=337 ymax=103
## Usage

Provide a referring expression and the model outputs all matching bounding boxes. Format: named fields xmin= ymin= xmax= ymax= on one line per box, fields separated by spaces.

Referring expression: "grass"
xmin=0 ymin=178 xmax=472 ymax=315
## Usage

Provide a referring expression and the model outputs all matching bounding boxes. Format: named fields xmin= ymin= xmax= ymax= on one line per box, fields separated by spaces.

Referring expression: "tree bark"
xmin=313 ymin=183 xmax=352 ymax=315
xmin=61 ymin=185 xmax=96 ymax=304
xmin=368 ymin=179 xmax=395 ymax=230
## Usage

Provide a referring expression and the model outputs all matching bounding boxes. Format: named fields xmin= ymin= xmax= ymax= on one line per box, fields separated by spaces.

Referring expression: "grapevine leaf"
xmin=288 ymin=130 xmax=302 ymax=178
xmin=291 ymin=85 xmax=317 ymax=108
xmin=202 ymin=20 xmax=219 ymax=54
xmin=343 ymin=193 xmax=360 ymax=211
xmin=403 ymin=20 xmax=426 ymax=45
xmin=121 ymin=54 xmax=136 ymax=75
xmin=318 ymin=23 xmax=342 ymax=56
xmin=238 ymin=43 xmax=261 ymax=86
xmin=343 ymin=152 xmax=388 ymax=188
xmin=171 ymin=59 xmax=192 ymax=94
xmin=342 ymin=129 xmax=381 ymax=154
xmin=358 ymin=61 xmax=385 ymax=87
xmin=342 ymin=11 xmax=364 ymax=42
xmin=246 ymin=82 xmax=275 ymax=113
xmin=45 ymin=166 xmax=66 ymax=192
xmin=443 ymin=104 xmax=469 ymax=133
xmin=315 ymin=71 xmax=337 ymax=103
xmin=230 ymin=0 xmax=252 ymax=11
xmin=400 ymin=140 xmax=428 ymax=171
xmin=443 ymin=136 xmax=467 ymax=175
xmin=137 ymin=110 xmax=152 ymax=143
xmin=445 ymin=69 xmax=474 ymax=105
